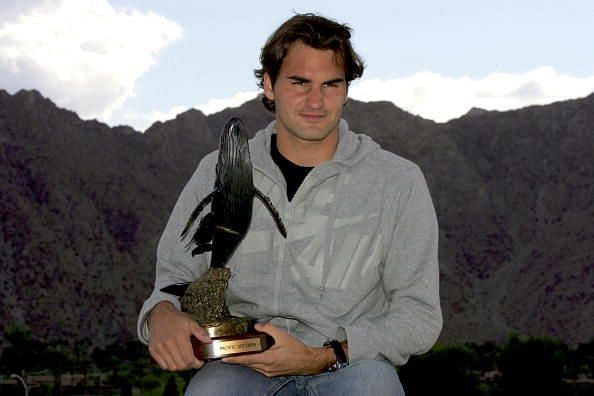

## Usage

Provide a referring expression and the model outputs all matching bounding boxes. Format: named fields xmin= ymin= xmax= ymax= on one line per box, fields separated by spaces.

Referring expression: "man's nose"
xmin=305 ymin=86 xmax=323 ymax=109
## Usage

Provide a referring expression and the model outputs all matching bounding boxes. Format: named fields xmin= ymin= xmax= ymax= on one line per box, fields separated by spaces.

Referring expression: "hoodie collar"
xmin=250 ymin=118 xmax=379 ymax=175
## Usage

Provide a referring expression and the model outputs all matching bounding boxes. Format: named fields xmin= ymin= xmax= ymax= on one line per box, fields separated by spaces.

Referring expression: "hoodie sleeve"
xmin=343 ymin=166 xmax=442 ymax=365
xmin=136 ymin=153 xmax=217 ymax=344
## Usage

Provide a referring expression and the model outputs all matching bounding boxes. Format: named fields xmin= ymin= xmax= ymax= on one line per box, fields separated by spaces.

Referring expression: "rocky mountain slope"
xmin=1 ymin=89 xmax=592 ymax=348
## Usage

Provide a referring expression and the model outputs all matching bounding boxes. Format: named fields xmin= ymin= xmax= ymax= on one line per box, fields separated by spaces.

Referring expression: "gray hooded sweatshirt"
xmin=137 ymin=119 xmax=442 ymax=366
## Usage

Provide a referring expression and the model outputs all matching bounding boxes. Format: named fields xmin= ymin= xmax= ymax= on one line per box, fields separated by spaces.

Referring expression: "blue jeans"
xmin=185 ymin=359 xmax=405 ymax=395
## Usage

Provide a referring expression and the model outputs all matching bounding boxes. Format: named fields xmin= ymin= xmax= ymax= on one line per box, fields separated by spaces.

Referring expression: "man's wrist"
xmin=323 ymin=339 xmax=349 ymax=372
xmin=325 ymin=345 xmax=337 ymax=370
xmin=147 ymin=301 xmax=176 ymax=329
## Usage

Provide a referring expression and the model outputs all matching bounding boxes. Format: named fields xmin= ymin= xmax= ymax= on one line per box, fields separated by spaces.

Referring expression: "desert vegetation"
xmin=1 ymin=326 xmax=592 ymax=395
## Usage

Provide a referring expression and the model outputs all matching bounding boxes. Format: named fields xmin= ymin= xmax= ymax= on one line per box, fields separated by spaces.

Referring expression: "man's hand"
xmin=147 ymin=301 xmax=211 ymax=371
xmin=222 ymin=322 xmax=335 ymax=377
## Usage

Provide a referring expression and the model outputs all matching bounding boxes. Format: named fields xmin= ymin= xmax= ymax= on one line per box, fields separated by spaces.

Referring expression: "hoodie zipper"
xmin=273 ymin=169 xmax=317 ymax=315
xmin=274 ymin=207 xmax=288 ymax=315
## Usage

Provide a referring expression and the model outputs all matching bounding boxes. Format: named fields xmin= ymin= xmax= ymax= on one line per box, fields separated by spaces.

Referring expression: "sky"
xmin=1 ymin=0 xmax=593 ymax=132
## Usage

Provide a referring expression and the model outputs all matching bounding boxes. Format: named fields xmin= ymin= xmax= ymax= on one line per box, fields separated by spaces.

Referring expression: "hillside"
xmin=1 ymin=89 xmax=592 ymax=349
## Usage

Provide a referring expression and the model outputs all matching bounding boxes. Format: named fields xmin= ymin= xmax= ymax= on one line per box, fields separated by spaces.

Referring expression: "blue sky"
xmin=1 ymin=0 xmax=593 ymax=131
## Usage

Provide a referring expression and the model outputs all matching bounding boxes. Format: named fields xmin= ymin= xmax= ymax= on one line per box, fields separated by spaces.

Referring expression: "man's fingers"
xmin=150 ymin=335 xmax=201 ymax=371
xmin=149 ymin=348 xmax=169 ymax=370
xmin=249 ymin=366 xmax=274 ymax=377
xmin=149 ymin=342 xmax=176 ymax=370
xmin=223 ymin=359 xmax=276 ymax=377
xmin=254 ymin=322 xmax=270 ymax=333
xmin=180 ymin=334 xmax=204 ymax=370
xmin=190 ymin=359 xmax=205 ymax=370
xmin=254 ymin=322 xmax=281 ymax=339
xmin=168 ymin=339 xmax=192 ymax=370
xmin=190 ymin=321 xmax=211 ymax=344
xmin=222 ymin=353 xmax=258 ymax=365
xmin=223 ymin=350 xmax=273 ymax=366
xmin=147 ymin=305 xmax=209 ymax=371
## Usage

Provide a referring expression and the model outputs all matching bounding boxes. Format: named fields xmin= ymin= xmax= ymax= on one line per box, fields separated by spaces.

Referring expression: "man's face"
xmin=263 ymin=41 xmax=347 ymax=147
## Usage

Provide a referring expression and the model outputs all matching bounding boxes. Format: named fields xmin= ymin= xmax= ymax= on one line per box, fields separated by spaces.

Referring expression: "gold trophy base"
xmin=192 ymin=318 xmax=274 ymax=361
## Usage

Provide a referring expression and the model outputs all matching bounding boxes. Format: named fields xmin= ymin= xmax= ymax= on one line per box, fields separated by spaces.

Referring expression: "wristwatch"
xmin=323 ymin=339 xmax=349 ymax=372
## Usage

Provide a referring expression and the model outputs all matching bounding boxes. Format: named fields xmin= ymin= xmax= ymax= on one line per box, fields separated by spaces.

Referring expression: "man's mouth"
xmin=299 ymin=113 xmax=325 ymax=121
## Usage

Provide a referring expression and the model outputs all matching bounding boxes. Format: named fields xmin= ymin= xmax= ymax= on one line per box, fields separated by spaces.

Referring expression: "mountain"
xmin=438 ymin=98 xmax=594 ymax=343
xmin=1 ymin=89 xmax=592 ymax=349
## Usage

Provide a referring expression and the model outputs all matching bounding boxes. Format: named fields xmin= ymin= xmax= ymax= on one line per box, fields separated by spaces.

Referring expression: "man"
xmin=138 ymin=13 xmax=442 ymax=395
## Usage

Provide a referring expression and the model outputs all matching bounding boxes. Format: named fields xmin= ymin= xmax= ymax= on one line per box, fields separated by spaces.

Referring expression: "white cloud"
xmin=196 ymin=91 xmax=259 ymax=115
xmin=0 ymin=0 xmax=182 ymax=121
xmin=116 ymin=91 xmax=259 ymax=132
xmin=349 ymin=67 xmax=594 ymax=122
xmin=118 ymin=67 xmax=594 ymax=131
xmin=118 ymin=105 xmax=190 ymax=131
xmin=0 ymin=0 xmax=60 ymax=22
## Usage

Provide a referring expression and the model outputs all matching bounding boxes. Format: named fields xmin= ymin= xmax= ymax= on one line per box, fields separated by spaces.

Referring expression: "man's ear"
xmin=263 ymin=73 xmax=274 ymax=100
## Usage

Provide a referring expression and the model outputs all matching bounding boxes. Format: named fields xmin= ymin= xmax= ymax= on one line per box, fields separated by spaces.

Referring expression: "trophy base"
xmin=192 ymin=317 xmax=274 ymax=361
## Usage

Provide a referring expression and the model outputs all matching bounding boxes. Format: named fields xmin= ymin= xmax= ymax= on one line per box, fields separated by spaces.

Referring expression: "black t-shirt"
xmin=270 ymin=134 xmax=313 ymax=202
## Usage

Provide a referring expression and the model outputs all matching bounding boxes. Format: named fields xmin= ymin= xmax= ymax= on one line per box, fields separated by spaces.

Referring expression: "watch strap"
xmin=323 ymin=339 xmax=349 ymax=371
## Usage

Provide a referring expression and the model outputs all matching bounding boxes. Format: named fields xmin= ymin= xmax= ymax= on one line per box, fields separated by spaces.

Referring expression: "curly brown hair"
xmin=254 ymin=13 xmax=365 ymax=112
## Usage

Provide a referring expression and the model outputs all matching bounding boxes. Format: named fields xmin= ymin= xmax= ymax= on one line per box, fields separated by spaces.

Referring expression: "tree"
xmin=91 ymin=342 xmax=125 ymax=373
xmin=163 ymin=375 xmax=180 ymax=396
xmin=42 ymin=342 xmax=75 ymax=396
xmin=497 ymin=334 xmax=567 ymax=396
xmin=72 ymin=340 xmax=93 ymax=395
xmin=0 ymin=325 xmax=45 ymax=375
xmin=565 ymin=338 xmax=594 ymax=379
xmin=399 ymin=343 xmax=483 ymax=396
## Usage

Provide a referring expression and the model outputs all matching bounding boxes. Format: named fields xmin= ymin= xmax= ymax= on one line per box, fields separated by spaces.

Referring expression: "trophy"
xmin=160 ymin=117 xmax=287 ymax=360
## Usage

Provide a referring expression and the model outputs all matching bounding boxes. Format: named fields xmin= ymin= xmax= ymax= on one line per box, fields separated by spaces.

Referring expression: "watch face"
xmin=329 ymin=361 xmax=349 ymax=372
